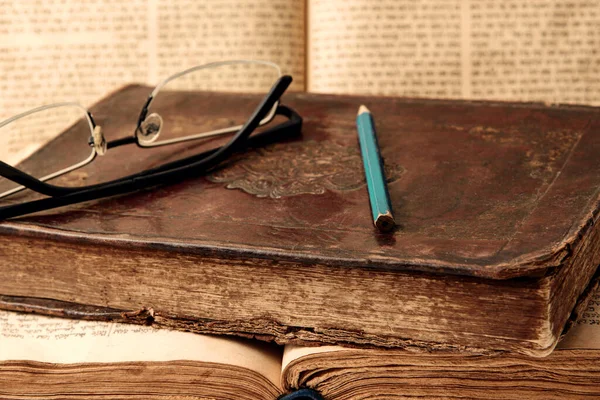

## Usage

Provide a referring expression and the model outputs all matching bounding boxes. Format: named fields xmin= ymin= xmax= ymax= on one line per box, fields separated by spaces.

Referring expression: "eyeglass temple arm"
xmin=61 ymin=103 xmax=300 ymax=189
xmin=0 ymin=101 xmax=300 ymax=198
xmin=0 ymin=110 xmax=99 ymax=198
xmin=0 ymin=77 xmax=300 ymax=220
xmin=0 ymin=76 xmax=297 ymax=199
xmin=0 ymin=161 xmax=75 ymax=197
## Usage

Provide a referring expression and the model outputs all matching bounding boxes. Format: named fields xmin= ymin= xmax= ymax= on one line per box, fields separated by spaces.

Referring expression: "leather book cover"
xmin=1 ymin=85 xmax=600 ymax=356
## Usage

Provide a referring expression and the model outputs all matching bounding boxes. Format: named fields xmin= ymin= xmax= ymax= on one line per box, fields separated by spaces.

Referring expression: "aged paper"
xmin=283 ymin=285 xmax=600 ymax=373
xmin=308 ymin=0 xmax=600 ymax=106
xmin=282 ymin=344 xmax=341 ymax=373
xmin=0 ymin=310 xmax=283 ymax=388
xmin=308 ymin=0 xmax=463 ymax=98
xmin=0 ymin=0 xmax=149 ymax=162
xmin=155 ymin=0 xmax=305 ymax=91
xmin=0 ymin=0 xmax=305 ymax=163
xmin=558 ymin=288 xmax=600 ymax=349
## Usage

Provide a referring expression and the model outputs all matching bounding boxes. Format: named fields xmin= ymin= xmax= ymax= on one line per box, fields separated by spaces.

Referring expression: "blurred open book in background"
xmin=2 ymin=0 xmax=600 ymax=162
xmin=2 ymin=3 xmax=600 ymax=396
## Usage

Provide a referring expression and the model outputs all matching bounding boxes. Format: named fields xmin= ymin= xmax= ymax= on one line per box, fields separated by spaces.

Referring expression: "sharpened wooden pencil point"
xmin=356 ymin=105 xmax=396 ymax=233
xmin=375 ymin=212 xmax=395 ymax=232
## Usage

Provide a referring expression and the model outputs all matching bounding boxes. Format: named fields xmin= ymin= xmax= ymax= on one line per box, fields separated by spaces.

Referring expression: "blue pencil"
xmin=356 ymin=105 xmax=395 ymax=232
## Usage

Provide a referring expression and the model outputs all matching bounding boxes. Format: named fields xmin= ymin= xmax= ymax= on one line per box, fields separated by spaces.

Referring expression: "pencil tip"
xmin=358 ymin=105 xmax=370 ymax=116
xmin=375 ymin=213 xmax=396 ymax=233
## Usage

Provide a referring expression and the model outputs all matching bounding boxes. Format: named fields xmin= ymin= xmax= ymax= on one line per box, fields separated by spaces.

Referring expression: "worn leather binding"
xmin=1 ymin=85 xmax=600 ymax=356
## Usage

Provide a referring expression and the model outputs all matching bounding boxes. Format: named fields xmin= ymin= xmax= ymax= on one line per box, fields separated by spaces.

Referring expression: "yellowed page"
xmin=155 ymin=0 xmax=305 ymax=91
xmin=0 ymin=1 xmax=150 ymax=163
xmin=466 ymin=1 xmax=600 ymax=105
xmin=282 ymin=284 xmax=600 ymax=377
xmin=308 ymin=0 xmax=600 ymax=106
xmin=282 ymin=344 xmax=342 ymax=373
xmin=0 ymin=0 xmax=305 ymax=163
xmin=307 ymin=0 xmax=463 ymax=97
xmin=558 ymin=288 xmax=600 ymax=350
xmin=0 ymin=310 xmax=283 ymax=389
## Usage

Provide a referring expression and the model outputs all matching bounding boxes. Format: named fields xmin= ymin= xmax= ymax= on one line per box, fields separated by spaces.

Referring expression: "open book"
xmin=2 ymin=286 xmax=600 ymax=399
xmin=2 ymin=0 xmax=600 ymax=163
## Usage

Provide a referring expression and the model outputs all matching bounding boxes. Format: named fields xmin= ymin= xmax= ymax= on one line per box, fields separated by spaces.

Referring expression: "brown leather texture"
xmin=2 ymin=85 xmax=600 ymax=279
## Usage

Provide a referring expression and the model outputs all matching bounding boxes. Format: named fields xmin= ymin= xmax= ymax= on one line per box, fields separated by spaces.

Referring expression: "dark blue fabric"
xmin=279 ymin=388 xmax=325 ymax=400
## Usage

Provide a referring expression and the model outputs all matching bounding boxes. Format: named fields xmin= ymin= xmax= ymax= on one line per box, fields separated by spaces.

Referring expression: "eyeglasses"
xmin=0 ymin=60 xmax=302 ymax=220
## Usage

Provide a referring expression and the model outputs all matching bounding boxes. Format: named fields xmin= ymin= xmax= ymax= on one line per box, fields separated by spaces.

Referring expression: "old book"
xmin=3 ymin=1 xmax=600 ymax=164
xmin=2 ymin=284 xmax=600 ymax=399
xmin=1 ymin=86 xmax=600 ymax=356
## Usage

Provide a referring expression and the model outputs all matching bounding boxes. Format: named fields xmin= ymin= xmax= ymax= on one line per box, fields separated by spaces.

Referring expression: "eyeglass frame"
xmin=0 ymin=60 xmax=302 ymax=220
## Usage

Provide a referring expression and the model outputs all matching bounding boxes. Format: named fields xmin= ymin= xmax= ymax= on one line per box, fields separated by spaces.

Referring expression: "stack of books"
xmin=1 ymin=86 xmax=600 ymax=398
